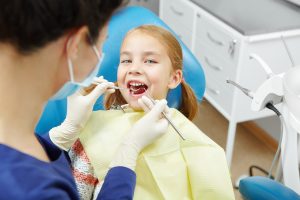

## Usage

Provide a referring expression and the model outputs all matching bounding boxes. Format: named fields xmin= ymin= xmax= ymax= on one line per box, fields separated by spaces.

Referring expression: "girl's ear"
xmin=168 ymin=69 xmax=183 ymax=89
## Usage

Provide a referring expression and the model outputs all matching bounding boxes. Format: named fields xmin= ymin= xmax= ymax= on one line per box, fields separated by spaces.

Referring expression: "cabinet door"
xmin=160 ymin=0 xmax=195 ymax=48
xmin=195 ymin=12 xmax=240 ymax=65
xmin=193 ymin=9 xmax=241 ymax=117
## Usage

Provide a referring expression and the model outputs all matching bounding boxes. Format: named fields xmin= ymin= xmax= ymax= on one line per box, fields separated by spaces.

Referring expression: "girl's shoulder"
xmin=171 ymin=109 xmax=222 ymax=149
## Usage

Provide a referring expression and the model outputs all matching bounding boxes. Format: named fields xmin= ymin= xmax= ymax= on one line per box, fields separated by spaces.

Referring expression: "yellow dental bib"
xmin=79 ymin=108 xmax=234 ymax=200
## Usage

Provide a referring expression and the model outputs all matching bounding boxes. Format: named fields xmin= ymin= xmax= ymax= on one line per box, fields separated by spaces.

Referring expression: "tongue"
xmin=130 ymin=85 xmax=147 ymax=95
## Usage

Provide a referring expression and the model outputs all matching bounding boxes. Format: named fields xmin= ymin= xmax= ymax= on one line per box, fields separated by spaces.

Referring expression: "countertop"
xmin=190 ymin=0 xmax=300 ymax=35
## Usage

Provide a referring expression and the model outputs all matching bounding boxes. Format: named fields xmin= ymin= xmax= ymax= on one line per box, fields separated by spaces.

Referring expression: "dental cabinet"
xmin=160 ymin=0 xmax=300 ymax=167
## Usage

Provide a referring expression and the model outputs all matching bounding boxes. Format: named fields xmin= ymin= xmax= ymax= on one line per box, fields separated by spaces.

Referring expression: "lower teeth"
xmin=131 ymin=87 xmax=146 ymax=94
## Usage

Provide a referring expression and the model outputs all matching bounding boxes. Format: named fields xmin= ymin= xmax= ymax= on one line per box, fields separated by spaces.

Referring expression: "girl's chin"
xmin=128 ymin=101 xmax=142 ymax=111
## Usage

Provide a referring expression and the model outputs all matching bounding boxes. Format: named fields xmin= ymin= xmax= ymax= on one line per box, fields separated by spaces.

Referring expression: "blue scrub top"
xmin=0 ymin=134 xmax=136 ymax=199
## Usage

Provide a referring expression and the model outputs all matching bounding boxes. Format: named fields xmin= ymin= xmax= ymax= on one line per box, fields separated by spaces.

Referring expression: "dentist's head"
xmin=0 ymin=0 xmax=124 ymax=100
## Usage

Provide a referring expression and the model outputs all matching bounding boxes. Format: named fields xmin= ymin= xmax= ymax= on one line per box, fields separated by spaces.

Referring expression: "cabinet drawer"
xmin=205 ymin=73 xmax=234 ymax=114
xmin=195 ymin=14 xmax=239 ymax=64
xmin=195 ymin=42 xmax=237 ymax=85
xmin=162 ymin=0 xmax=194 ymax=30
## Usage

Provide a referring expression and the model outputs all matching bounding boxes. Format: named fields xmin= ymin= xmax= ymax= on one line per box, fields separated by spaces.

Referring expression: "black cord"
xmin=266 ymin=102 xmax=281 ymax=116
xmin=249 ymin=165 xmax=275 ymax=179
xmin=247 ymin=102 xmax=282 ymax=179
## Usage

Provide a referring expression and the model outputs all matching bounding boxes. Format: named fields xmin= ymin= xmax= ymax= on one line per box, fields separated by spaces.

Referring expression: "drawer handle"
xmin=207 ymin=32 xmax=223 ymax=46
xmin=207 ymin=87 xmax=220 ymax=95
xmin=204 ymin=56 xmax=223 ymax=71
xmin=170 ymin=6 xmax=184 ymax=16
xmin=228 ymin=39 xmax=237 ymax=57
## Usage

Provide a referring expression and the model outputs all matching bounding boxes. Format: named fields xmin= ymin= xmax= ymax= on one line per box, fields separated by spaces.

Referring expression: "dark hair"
xmin=104 ymin=25 xmax=198 ymax=120
xmin=0 ymin=0 xmax=125 ymax=54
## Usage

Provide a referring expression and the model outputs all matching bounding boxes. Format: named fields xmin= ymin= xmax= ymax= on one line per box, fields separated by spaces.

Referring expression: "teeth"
xmin=130 ymin=82 xmax=144 ymax=86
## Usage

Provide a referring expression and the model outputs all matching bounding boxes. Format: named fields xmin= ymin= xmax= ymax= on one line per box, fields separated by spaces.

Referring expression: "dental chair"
xmin=35 ymin=6 xmax=205 ymax=134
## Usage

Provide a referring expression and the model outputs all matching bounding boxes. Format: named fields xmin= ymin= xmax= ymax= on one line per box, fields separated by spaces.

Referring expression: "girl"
xmin=51 ymin=25 xmax=235 ymax=199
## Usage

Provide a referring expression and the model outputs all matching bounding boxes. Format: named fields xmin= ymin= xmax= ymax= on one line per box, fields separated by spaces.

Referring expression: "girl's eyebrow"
xmin=120 ymin=51 xmax=131 ymax=56
xmin=143 ymin=51 xmax=160 ymax=56
xmin=120 ymin=51 xmax=160 ymax=56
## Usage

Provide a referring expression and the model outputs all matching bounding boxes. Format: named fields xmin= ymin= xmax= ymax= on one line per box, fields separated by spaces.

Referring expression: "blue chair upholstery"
xmin=35 ymin=6 xmax=205 ymax=134
xmin=35 ymin=99 xmax=67 ymax=134
xmin=239 ymin=176 xmax=300 ymax=200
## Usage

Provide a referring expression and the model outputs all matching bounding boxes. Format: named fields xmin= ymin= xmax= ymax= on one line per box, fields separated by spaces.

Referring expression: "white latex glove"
xmin=49 ymin=76 xmax=115 ymax=151
xmin=110 ymin=96 xmax=170 ymax=170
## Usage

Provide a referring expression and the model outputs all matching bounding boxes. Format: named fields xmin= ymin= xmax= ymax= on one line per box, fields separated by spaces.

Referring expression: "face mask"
xmin=50 ymin=46 xmax=104 ymax=101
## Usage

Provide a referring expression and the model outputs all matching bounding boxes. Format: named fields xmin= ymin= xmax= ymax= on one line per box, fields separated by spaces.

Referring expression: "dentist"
xmin=0 ymin=0 xmax=169 ymax=199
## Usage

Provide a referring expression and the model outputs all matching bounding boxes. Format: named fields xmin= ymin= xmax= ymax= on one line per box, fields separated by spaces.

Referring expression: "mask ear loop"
xmin=66 ymin=38 xmax=76 ymax=83
xmin=66 ymin=34 xmax=103 ymax=86
xmin=67 ymin=58 xmax=76 ymax=83
xmin=92 ymin=45 xmax=101 ymax=60
xmin=88 ymin=33 xmax=101 ymax=60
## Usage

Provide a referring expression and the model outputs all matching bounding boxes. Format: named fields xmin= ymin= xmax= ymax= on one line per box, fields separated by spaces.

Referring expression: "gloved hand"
xmin=110 ymin=96 xmax=170 ymax=170
xmin=49 ymin=77 xmax=115 ymax=151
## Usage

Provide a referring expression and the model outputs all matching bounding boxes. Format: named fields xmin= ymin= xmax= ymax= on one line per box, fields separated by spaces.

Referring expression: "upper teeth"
xmin=130 ymin=82 xmax=144 ymax=86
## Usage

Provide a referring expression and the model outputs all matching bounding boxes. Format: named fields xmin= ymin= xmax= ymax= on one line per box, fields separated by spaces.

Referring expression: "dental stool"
xmin=35 ymin=6 xmax=205 ymax=134
xmin=239 ymin=176 xmax=300 ymax=200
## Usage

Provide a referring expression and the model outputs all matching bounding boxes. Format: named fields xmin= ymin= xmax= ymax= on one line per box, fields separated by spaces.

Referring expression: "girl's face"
xmin=117 ymin=31 xmax=181 ymax=110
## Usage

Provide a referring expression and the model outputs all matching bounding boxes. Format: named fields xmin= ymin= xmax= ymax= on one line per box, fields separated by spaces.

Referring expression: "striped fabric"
xmin=69 ymin=140 xmax=101 ymax=200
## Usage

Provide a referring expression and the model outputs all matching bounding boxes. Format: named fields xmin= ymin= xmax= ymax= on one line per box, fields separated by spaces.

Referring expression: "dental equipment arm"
xmin=227 ymin=54 xmax=284 ymax=180
xmin=227 ymin=54 xmax=284 ymax=112
xmin=49 ymin=78 xmax=115 ymax=151
xmin=249 ymin=54 xmax=274 ymax=78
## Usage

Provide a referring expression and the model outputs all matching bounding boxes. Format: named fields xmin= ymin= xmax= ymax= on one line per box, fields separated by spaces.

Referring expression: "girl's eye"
xmin=120 ymin=59 xmax=131 ymax=64
xmin=145 ymin=59 xmax=157 ymax=64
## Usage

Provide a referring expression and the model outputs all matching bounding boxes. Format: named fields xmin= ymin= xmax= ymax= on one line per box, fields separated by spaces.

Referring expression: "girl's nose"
xmin=128 ymin=62 xmax=142 ymax=75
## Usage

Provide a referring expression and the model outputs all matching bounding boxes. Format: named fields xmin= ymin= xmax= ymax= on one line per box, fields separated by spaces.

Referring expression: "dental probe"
xmin=147 ymin=97 xmax=186 ymax=140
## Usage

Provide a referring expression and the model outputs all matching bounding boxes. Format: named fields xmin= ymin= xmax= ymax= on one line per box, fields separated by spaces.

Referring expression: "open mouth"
xmin=127 ymin=80 xmax=148 ymax=95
